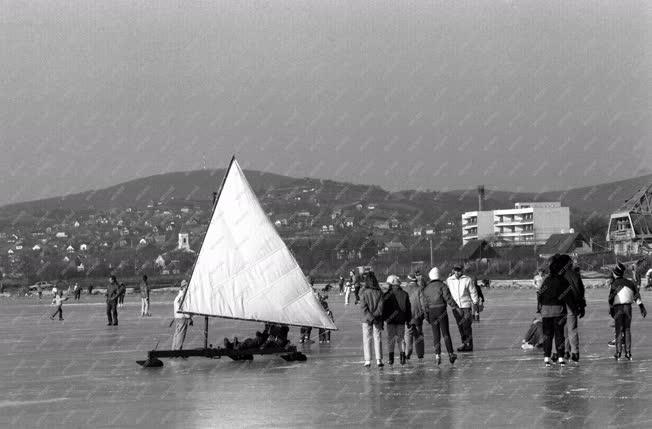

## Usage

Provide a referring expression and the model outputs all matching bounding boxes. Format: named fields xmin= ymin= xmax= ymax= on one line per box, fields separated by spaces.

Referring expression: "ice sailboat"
xmin=138 ymin=157 xmax=336 ymax=367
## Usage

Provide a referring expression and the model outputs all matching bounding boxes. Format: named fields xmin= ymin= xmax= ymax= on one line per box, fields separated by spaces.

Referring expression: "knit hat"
xmin=613 ymin=262 xmax=626 ymax=278
xmin=386 ymin=275 xmax=401 ymax=286
xmin=452 ymin=264 xmax=463 ymax=271
xmin=429 ymin=267 xmax=442 ymax=280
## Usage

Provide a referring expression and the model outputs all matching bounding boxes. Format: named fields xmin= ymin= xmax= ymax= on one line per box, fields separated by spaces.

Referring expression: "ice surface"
xmin=2 ymin=289 xmax=652 ymax=428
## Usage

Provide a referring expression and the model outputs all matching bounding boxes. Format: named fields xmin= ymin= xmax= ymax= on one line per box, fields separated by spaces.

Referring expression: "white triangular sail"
xmin=181 ymin=158 xmax=337 ymax=330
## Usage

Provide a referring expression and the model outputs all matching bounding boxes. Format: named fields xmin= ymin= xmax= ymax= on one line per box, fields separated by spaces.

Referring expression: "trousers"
xmin=386 ymin=323 xmax=406 ymax=355
xmin=542 ymin=315 xmax=566 ymax=358
xmin=172 ymin=318 xmax=190 ymax=350
xmin=106 ymin=301 xmax=118 ymax=324
xmin=614 ymin=304 xmax=632 ymax=354
xmin=404 ymin=318 xmax=425 ymax=358
xmin=564 ymin=306 xmax=579 ymax=354
xmin=362 ymin=322 xmax=383 ymax=362
xmin=452 ymin=307 xmax=473 ymax=348
xmin=427 ymin=306 xmax=454 ymax=354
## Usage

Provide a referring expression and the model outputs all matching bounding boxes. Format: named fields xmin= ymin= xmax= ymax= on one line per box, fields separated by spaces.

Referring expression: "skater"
xmin=37 ymin=283 xmax=43 ymax=299
xmin=360 ymin=271 xmax=384 ymax=367
xmin=558 ymin=255 xmax=586 ymax=362
xmin=382 ymin=275 xmax=411 ymax=365
xmin=538 ymin=255 xmax=569 ymax=366
xmin=608 ymin=262 xmax=647 ymax=360
xmin=533 ymin=269 xmax=545 ymax=290
xmin=403 ymin=273 xmax=425 ymax=361
xmin=139 ymin=275 xmax=151 ymax=316
xmin=447 ymin=264 xmax=479 ymax=352
xmin=87 ymin=283 xmax=93 ymax=295
xmin=172 ymin=280 xmax=193 ymax=350
xmin=318 ymin=294 xmax=334 ymax=344
xmin=50 ymin=291 xmax=68 ymax=321
xmin=73 ymin=283 xmax=81 ymax=301
xmin=631 ymin=264 xmax=641 ymax=288
xmin=352 ymin=270 xmax=363 ymax=305
xmin=344 ymin=279 xmax=352 ymax=305
xmin=338 ymin=276 xmax=345 ymax=295
xmin=117 ymin=282 xmax=126 ymax=308
xmin=472 ymin=278 xmax=486 ymax=322
xmin=421 ymin=267 xmax=459 ymax=365
xmin=105 ymin=276 xmax=120 ymax=326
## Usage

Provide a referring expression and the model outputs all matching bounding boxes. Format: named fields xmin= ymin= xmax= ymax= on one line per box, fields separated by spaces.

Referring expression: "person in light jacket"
xmin=172 ymin=280 xmax=193 ymax=350
xmin=446 ymin=264 xmax=479 ymax=352
xmin=360 ymin=272 xmax=384 ymax=368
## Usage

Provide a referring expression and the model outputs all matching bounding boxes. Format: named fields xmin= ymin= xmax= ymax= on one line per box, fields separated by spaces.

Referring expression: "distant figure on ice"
xmin=140 ymin=275 xmax=151 ymax=317
xmin=472 ymin=278 xmax=486 ymax=322
xmin=382 ymin=275 xmax=410 ymax=365
xmin=344 ymin=279 xmax=352 ymax=305
xmin=360 ymin=271 xmax=384 ymax=368
xmin=421 ymin=267 xmax=459 ymax=365
xmin=73 ymin=283 xmax=81 ymax=301
xmin=538 ymin=255 xmax=569 ymax=366
xmin=87 ymin=283 xmax=93 ymax=295
xmin=447 ymin=264 xmax=479 ymax=352
xmin=403 ymin=273 xmax=425 ymax=361
xmin=533 ymin=269 xmax=545 ymax=290
xmin=105 ymin=276 xmax=120 ymax=326
xmin=117 ymin=282 xmax=126 ymax=308
xmin=37 ymin=283 xmax=43 ymax=299
xmin=608 ymin=262 xmax=647 ymax=361
xmin=631 ymin=264 xmax=641 ymax=288
xmin=50 ymin=290 xmax=68 ymax=321
xmin=318 ymin=293 xmax=334 ymax=344
xmin=172 ymin=280 xmax=192 ymax=350
xmin=338 ymin=276 xmax=345 ymax=295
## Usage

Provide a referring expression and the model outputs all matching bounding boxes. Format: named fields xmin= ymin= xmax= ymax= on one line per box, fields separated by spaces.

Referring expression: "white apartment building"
xmin=462 ymin=202 xmax=570 ymax=246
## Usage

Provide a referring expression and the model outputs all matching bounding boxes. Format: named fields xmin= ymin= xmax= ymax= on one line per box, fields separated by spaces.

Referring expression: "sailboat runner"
xmin=138 ymin=156 xmax=336 ymax=367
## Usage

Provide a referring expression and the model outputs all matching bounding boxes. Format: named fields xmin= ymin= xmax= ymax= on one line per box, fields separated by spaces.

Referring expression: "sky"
xmin=1 ymin=0 xmax=651 ymax=206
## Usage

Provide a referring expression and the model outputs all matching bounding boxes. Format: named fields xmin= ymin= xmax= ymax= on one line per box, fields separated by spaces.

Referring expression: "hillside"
xmin=0 ymin=169 xmax=650 ymax=221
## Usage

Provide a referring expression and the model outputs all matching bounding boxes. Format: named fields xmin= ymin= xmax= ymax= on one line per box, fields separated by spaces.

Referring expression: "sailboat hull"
xmin=137 ymin=346 xmax=306 ymax=367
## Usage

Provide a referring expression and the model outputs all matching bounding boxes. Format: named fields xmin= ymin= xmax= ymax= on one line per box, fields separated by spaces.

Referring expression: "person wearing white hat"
xmin=172 ymin=280 xmax=193 ymax=350
xmin=382 ymin=274 xmax=411 ymax=365
xmin=420 ymin=267 xmax=459 ymax=365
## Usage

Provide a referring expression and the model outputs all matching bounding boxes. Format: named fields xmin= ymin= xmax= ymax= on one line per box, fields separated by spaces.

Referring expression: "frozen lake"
xmin=2 ymin=288 xmax=652 ymax=428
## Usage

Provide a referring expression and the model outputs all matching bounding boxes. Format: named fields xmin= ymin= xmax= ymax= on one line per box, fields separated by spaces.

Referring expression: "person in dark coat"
xmin=538 ymin=255 xmax=570 ymax=366
xmin=420 ymin=267 xmax=459 ymax=365
xmin=105 ymin=276 xmax=120 ymax=326
xmin=403 ymin=274 xmax=425 ymax=360
xmin=382 ymin=275 xmax=411 ymax=365
xmin=556 ymin=255 xmax=586 ymax=362
xmin=360 ymin=272 xmax=384 ymax=367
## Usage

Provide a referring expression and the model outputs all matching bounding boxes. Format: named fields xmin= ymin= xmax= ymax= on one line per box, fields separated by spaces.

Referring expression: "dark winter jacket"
xmin=402 ymin=280 xmax=424 ymax=324
xmin=360 ymin=285 xmax=384 ymax=324
xmin=537 ymin=275 xmax=568 ymax=308
xmin=106 ymin=282 xmax=120 ymax=303
xmin=382 ymin=286 xmax=411 ymax=325
xmin=420 ymin=280 xmax=459 ymax=314
xmin=563 ymin=268 xmax=586 ymax=312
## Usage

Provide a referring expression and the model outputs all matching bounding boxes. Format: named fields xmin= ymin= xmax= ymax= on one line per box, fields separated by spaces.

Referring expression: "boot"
xmin=449 ymin=353 xmax=457 ymax=364
xmin=435 ymin=354 xmax=441 ymax=365
xmin=406 ymin=351 xmax=412 ymax=360
xmin=388 ymin=353 xmax=394 ymax=365
xmin=377 ymin=360 xmax=384 ymax=368
xmin=571 ymin=353 xmax=579 ymax=362
xmin=625 ymin=352 xmax=632 ymax=360
xmin=544 ymin=357 xmax=552 ymax=367
xmin=614 ymin=352 xmax=621 ymax=361
xmin=400 ymin=352 xmax=406 ymax=365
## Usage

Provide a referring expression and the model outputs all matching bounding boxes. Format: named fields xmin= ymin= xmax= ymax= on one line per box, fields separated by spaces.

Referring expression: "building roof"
xmin=538 ymin=232 xmax=588 ymax=256
xmin=458 ymin=240 xmax=499 ymax=260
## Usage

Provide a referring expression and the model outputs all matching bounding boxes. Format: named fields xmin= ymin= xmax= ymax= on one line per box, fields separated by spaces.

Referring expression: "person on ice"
xmin=382 ymin=275 xmax=411 ymax=365
xmin=360 ymin=271 xmax=384 ymax=368
xmin=538 ymin=255 xmax=569 ymax=366
xmin=608 ymin=262 xmax=647 ymax=360
xmin=472 ymin=278 xmax=486 ymax=322
xmin=317 ymin=293 xmax=334 ymax=344
xmin=447 ymin=264 xmax=479 ymax=352
xmin=105 ymin=276 xmax=120 ymax=326
xmin=403 ymin=273 xmax=425 ymax=361
xmin=172 ymin=280 xmax=192 ymax=350
xmin=50 ymin=290 xmax=68 ymax=321
xmin=557 ymin=255 xmax=586 ymax=363
xmin=421 ymin=267 xmax=459 ymax=365
xmin=139 ymin=274 xmax=151 ymax=317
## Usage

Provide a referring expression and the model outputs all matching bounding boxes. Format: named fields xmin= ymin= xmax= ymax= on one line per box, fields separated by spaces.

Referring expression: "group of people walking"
xmin=358 ymin=264 xmax=482 ymax=368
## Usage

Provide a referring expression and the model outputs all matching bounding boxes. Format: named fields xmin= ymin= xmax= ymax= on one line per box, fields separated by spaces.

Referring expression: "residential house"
xmin=538 ymin=232 xmax=593 ymax=259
